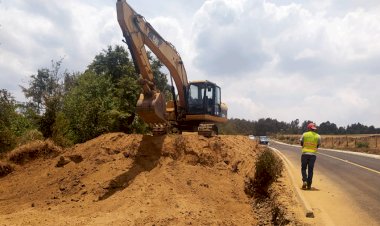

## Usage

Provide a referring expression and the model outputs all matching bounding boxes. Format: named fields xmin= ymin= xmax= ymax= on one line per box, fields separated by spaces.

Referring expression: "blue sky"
xmin=1 ymin=0 xmax=379 ymax=127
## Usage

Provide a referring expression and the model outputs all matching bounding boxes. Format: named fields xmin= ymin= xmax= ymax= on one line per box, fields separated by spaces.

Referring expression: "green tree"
xmin=63 ymin=71 xmax=115 ymax=143
xmin=0 ymin=89 xmax=17 ymax=152
xmin=21 ymin=59 xmax=67 ymax=138
xmin=318 ymin=121 xmax=338 ymax=134
xmin=0 ymin=89 xmax=15 ymax=127
xmin=21 ymin=60 xmax=64 ymax=114
xmin=53 ymin=45 xmax=171 ymax=144
xmin=148 ymin=52 xmax=171 ymax=97
xmin=88 ymin=45 xmax=135 ymax=82
xmin=87 ymin=45 xmax=144 ymax=132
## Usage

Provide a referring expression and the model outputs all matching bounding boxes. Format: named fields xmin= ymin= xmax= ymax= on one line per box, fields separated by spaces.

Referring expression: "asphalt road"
xmin=270 ymin=141 xmax=380 ymax=223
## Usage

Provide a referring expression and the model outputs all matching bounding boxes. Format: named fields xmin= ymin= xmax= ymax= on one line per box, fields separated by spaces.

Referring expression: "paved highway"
xmin=270 ymin=141 xmax=380 ymax=224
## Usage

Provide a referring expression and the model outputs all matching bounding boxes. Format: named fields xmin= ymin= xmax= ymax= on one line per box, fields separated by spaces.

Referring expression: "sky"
xmin=1 ymin=0 xmax=380 ymax=127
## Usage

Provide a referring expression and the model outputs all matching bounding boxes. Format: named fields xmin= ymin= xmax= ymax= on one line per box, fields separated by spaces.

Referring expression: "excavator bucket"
xmin=136 ymin=92 xmax=167 ymax=123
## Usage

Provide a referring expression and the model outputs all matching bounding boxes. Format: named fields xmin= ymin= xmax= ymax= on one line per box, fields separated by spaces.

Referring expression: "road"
xmin=270 ymin=141 xmax=380 ymax=225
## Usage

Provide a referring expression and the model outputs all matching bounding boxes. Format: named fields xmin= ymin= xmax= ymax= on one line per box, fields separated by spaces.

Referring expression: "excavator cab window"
xmin=187 ymin=82 xmax=221 ymax=116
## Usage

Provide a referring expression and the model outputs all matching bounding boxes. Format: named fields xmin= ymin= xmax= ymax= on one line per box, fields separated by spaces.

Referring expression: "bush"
xmin=52 ymin=112 xmax=74 ymax=147
xmin=245 ymin=148 xmax=283 ymax=197
xmin=0 ymin=128 xmax=17 ymax=153
xmin=16 ymin=129 xmax=44 ymax=145
xmin=356 ymin=141 xmax=369 ymax=148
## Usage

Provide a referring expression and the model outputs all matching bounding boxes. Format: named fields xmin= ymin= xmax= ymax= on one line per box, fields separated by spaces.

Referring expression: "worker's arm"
xmin=300 ymin=134 xmax=304 ymax=146
xmin=317 ymin=135 xmax=321 ymax=148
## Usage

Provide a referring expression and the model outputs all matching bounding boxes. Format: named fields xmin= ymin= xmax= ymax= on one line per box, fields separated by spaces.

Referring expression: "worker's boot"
xmin=302 ymin=182 xmax=307 ymax=190
xmin=307 ymin=183 xmax=311 ymax=190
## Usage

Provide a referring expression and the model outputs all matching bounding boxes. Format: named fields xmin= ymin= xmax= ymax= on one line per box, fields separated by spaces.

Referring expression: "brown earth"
xmin=0 ymin=133 xmax=307 ymax=225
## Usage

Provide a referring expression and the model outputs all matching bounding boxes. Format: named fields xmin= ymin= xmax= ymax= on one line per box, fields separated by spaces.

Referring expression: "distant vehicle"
xmin=248 ymin=135 xmax=255 ymax=140
xmin=259 ymin=136 xmax=269 ymax=145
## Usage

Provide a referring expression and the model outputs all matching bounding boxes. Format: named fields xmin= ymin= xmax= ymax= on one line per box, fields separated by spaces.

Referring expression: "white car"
xmin=248 ymin=135 xmax=255 ymax=140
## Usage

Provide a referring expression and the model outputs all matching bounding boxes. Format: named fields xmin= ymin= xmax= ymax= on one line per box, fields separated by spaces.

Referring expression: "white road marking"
xmin=319 ymin=152 xmax=380 ymax=175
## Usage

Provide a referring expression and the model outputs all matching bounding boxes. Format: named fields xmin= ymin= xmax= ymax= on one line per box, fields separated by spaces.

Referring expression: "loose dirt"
xmin=0 ymin=133 xmax=307 ymax=225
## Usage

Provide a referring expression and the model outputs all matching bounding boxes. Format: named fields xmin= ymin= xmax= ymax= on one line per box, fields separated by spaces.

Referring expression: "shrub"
xmin=8 ymin=140 xmax=62 ymax=165
xmin=245 ymin=148 xmax=283 ymax=197
xmin=52 ymin=112 xmax=74 ymax=147
xmin=356 ymin=141 xmax=369 ymax=148
xmin=0 ymin=128 xmax=17 ymax=153
xmin=16 ymin=129 xmax=44 ymax=145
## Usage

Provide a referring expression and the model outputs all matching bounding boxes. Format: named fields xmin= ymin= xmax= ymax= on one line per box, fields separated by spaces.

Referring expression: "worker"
xmin=300 ymin=122 xmax=321 ymax=190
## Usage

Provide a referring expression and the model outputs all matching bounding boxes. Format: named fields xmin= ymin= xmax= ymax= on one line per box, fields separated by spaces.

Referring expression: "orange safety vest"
xmin=302 ymin=131 xmax=319 ymax=153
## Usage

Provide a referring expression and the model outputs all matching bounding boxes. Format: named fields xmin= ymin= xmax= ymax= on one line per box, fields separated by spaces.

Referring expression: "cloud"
xmin=185 ymin=0 xmax=380 ymax=126
xmin=191 ymin=0 xmax=271 ymax=77
xmin=0 ymin=0 xmax=379 ymax=127
xmin=0 ymin=0 xmax=120 ymax=100
xmin=190 ymin=0 xmax=380 ymax=78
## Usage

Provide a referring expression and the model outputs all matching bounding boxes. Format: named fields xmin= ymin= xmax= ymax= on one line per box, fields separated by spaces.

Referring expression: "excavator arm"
xmin=116 ymin=0 xmax=189 ymax=124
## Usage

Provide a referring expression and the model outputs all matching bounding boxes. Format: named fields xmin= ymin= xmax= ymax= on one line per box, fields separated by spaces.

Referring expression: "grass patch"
xmin=8 ymin=140 xmax=62 ymax=165
xmin=356 ymin=141 xmax=369 ymax=148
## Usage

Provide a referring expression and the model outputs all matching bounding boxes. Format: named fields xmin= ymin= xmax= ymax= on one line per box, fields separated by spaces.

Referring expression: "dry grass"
xmin=8 ymin=140 xmax=62 ymax=165
xmin=275 ymin=134 xmax=380 ymax=155
xmin=0 ymin=161 xmax=14 ymax=177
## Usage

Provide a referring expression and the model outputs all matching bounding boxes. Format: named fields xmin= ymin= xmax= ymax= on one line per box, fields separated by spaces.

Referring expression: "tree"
xmin=318 ymin=121 xmax=338 ymax=134
xmin=0 ymin=89 xmax=17 ymax=152
xmin=63 ymin=71 xmax=116 ymax=143
xmin=288 ymin=119 xmax=300 ymax=134
xmin=88 ymin=45 xmax=135 ymax=82
xmin=0 ymin=89 xmax=37 ymax=152
xmin=87 ymin=45 xmax=144 ymax=131
xmin=84 ymin=45 xmax=169 ymax=134
xmin=148 ymin=52 xmax=171 ymax=97
xmin=20 ymin=59 xmax=67 ymax=138
xmin=21 ymin=59 xmax=64 ymax=114
xmin=0 ymin=89 xmax=15 ymax=127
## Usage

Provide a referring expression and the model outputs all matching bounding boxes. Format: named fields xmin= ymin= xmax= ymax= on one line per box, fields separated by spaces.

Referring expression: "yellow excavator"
xmin=116 ymin=0 xmax=228 ymax=136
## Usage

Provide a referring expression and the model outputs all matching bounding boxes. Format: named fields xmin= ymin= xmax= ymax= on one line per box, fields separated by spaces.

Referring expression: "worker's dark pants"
xmin=301 ymin=154 xmax=317 ymax=186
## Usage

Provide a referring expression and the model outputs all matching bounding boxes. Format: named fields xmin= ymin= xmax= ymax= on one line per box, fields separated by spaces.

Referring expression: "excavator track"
xmin=151 ymin=124 xmax=168 ymax=136
xmin=198 ymin=123 xmax=218 ymax=137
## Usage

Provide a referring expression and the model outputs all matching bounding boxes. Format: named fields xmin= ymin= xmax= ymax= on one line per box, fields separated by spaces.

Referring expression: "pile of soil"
xmin=0 ymin=133 xmax=305 ymax=225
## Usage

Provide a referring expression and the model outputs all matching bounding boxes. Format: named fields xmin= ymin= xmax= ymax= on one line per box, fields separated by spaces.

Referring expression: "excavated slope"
xmin=0 ymin=133 xmax=262 ymax=225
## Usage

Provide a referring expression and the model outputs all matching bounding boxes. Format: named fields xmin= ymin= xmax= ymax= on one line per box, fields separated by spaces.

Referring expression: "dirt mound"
xmin=7 ymin=140 xmax=62 ymax=165
xmin=0 ymin=133 xmax=304 ymax=225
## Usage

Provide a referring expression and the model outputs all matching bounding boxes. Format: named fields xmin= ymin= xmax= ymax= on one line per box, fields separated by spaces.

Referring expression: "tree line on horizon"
xmin=1 ymin=45 xmax=379 ymax=153
xmin=218 ymin=118 xmax=380 ymax=136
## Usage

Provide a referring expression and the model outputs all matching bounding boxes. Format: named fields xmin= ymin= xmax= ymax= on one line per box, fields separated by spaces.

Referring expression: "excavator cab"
xmin=187 ymin=81 xmax=222 ymax=117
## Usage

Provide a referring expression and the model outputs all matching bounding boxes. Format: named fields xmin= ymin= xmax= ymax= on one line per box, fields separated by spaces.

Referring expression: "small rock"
xmin=56 ymin=156 xmax=70 ymax=168
xmin=68 ymin=155 xmax=83 ymax=163
xmin=31 ymin=203 xmax=35 ymax=207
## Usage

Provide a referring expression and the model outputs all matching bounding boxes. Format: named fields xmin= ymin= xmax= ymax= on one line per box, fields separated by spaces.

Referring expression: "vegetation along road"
xmin=270 ymin=141 xmax=380 ymax=225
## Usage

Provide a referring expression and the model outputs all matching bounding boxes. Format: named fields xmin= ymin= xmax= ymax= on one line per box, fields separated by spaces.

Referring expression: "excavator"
xmin=116 ymin=0 xmax=228 ymax=136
